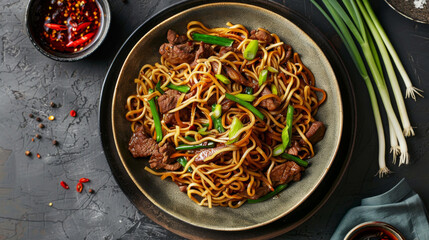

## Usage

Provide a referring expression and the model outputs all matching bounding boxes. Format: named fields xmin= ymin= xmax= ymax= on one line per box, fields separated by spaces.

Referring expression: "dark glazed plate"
xmin=384 ymin=0 xmax=429 ymax=24
xmin=99 ymin=0 xmax=356 ymax=238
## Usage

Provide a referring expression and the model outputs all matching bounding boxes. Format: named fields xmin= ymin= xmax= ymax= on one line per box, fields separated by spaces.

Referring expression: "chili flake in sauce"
xmin=40 ymin=0 xmax=102 ymax=53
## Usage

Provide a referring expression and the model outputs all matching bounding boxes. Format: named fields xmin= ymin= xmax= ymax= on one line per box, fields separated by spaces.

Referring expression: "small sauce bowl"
xmin=24 ymin=0 xmax=111 ymax=61
xmin=345 ymin=221 xmax=405 ymax=240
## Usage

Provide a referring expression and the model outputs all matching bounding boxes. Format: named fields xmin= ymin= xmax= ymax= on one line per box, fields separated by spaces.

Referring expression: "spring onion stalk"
xmin=271 ymin=84 xmax=278 ymax=95
xmin=191 ymin=33 xmax=234 ymax=47
xmin=389 ymin=120 xmax=400 ymax=165
xmin=282 ymin=105 xmax=294 ymax=149
xmin=267 ymin=66 xmax=279 ymax=73
xmin=243 ymin=40 xmax=259 ymax=60
xmin=357 ymin=0 xmax=415 ymax=137
xmin=244 ymin=87 xmax=254 ymax=95
xmin=280 ymin=153 xmax=309 ymax=168
xmin=177 ymin=157 xmax=192 ymax=173
xmin=147 ymin=89 xmax=163 ymax=142
xmin=225 ymin=93 xmax=265 ymax=120
xmin=234 ymin=94 xmax=256 ymax=102
xmin=362 ymin=0 xmax=423 ymax=101
xmin=211 ymin=104 xmax=225 ymax=133
xmin=273 ymin=144 xmax=285 ymax=156
xmin=227 ymin=117 xmax=243 ymax=144
xmin=166 ymin=83 xmax=190 ymax=93
xmin=310 ymin=0 xmax=389 ymax=175
xmin=155 ymin=81 xmax=164 ymax=94
xmin=258 ymin=69 xmax=268 ymax=86
xmin=247 ymin=184 xmax=288 ymax=203
xmin=215 ymin=74 xmax=231 ymax=84
xmin=176 ymin=141 xmax=216 ymax=151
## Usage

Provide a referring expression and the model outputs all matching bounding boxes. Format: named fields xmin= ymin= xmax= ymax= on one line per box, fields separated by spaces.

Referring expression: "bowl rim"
xmin=24 ymin=0 xmax=111 ymax=62
xmin=383 ymin=0 xmax=429 ymax=24
xmin=110 ymin=2 xmax=343 ymax=231
xmin=344 ymin=221 xmax=406 ymax=240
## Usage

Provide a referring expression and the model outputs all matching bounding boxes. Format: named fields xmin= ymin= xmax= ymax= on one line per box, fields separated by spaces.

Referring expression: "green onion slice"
xmin=243 ymin=40 xmax=259 ymax=60
xmin=192 ymin=33 xmax=234 ymax=47
xmin=215 ymin=74 xmax=231 ymax=84
xmin=258 ymin=69 xmax=268 ymax=86
xmin=271 ymin=84 xmax=278 ymax=95
xmin=267 ymin=66 xmax=279 ymax=73
xmin=212 ymin=104 xmax=222 ymax=119
xmin=227 ymin=117 xmax=243 ymax=144
xmin=234 ymin=94 xmax=256 ymax=102
xmin=225 ymin=93 xmax=265 ymax=120
xmin=147 ymin=89 xmax=163 ymax=142
xmin=166 ymin=83 xmax=190 ymax=93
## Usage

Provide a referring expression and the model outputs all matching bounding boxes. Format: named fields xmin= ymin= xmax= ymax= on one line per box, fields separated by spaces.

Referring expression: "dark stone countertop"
xmin=1 ymin=0 xmax=428 ymax=239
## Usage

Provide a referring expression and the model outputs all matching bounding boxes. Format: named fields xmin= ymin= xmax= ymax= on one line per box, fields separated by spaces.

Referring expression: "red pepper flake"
xmin=70 ymin=110 xmax=77 ymax=117
xmin=79 ymin=178 xmax=90 ymax=183
xmin=60 ymin=181 xmax=69 ymax=189
xmin=36 ymin=153 xmax=41 ymax=159
xmin=76 ymin=182 xmax=83 ymax=193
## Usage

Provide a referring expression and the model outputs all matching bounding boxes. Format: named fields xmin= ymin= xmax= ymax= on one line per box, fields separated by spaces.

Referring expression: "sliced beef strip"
xmin=194 ymin=143 xmax=227 ymax=165
xmin=249 ymin=29 xmax=273 ymax=43
xmin=270 ymin=161 xmax=303 ymax=185
xmin=287 ymin=141 xmax=301 ymax=156
xmin=224 ymin=65 xmax=259 ymax=89
xmin=220 ymin=99 xmax=235 ymax=113
xmin=167 ymin=29 xmax=188 ymax=44
xmin=149 ymin=142 xmax=181 ymax=170
xmin=163 ymin=107 xmax=191 ymax=126
xmin=159 ymin=42 xmax=195 ymax=65
xmin=128 ymin=126 xmax=159 ymax=158
xmin=258 ymin=87 xmax=281 ymax=111
xmin=157 ymin=89 xmax=181 ymax=114
xmin=191 ymin=42 xmax=213 ymax=67
xmin=299 ymin=121 xmax=326 ymax=145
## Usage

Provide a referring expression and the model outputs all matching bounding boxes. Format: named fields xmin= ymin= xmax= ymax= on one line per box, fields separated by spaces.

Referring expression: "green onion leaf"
xmin=176 ymin=141 xmax=216 ymax=151
xmin=281 ymin=105 xmax=294 ymax=149
xmin=155 ymin=81 xmax=164 ymax=94
xmin=225 ymin=93 xmax=265 ymax=120
xmin=243 ymin=40 xmax=259 ymax=60
xmin=267 ymin=66 xmax=279 ymax=73
xmin=166 ymin=83 xmax=190 ymax=93
xmin=177 ymin=157 xmax=192 ymax=173
xmin=280 ymin=153 xmax=308 ymax=168
xmin=258 ymin=69 xmax=268 ymax=86
xmin=234 ymin=94 xmax=256 ymax=102
xmin=184 ymin=136 xmax=195 ymax=142
xmin=192 ymin=33 xmax=234 ymax=47
xmin=215 ymin=74 xmax=231 ymax=84
xmin=147 ymin=89 xmax=163 ymax=142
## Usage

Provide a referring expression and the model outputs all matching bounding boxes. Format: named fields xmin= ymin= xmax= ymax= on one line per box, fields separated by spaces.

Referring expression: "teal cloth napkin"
xmin=331 ymin=179 xmax=429 ymax=240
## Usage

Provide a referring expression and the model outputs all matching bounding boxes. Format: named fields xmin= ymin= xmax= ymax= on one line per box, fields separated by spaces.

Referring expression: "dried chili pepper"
xmin=60 ymin=181 xmax=69 ymax=189
xmin=79 ymin=178 xmax=90 ymax=183
xmin=66 ymin=32 xmax=95 ymax=48
xmin=76 ymin=182 xmax=83 ymax=193
xmin=74 ymin=22 xmax=91 ymax=32
xmin=44 ymin=23 xmax=68 ymax=31
xmin=70 ymin=110 xmax=77 ymax=117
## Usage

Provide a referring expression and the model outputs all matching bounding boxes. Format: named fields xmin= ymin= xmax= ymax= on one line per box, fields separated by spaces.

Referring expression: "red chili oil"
xmin=38 ymin=0 xmax=102 ymax=53
xmin=350 ymin=226 xmax=398 ymax=240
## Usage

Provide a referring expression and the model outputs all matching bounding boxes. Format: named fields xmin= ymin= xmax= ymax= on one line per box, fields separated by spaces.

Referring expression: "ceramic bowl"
xmin=111 ymin=2 xmax=343 ymax=231
xmin=24 ymin=0 xmax=111 ymax=61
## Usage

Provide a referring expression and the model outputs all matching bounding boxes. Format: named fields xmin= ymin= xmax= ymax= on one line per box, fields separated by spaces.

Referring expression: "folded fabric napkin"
xmin=331 ymin=179 xmax=429 ymax=240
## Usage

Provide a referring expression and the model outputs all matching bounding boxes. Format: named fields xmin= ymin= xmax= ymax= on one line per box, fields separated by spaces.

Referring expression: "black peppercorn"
xmin=36 ymin=117 xmax=41 ymax=122
xmin=38 ymin=123 xmax=45 ymax=129
xmin=35 ymin=134 xmax=41 ymax=139
xmin=29 ymin=113 xmax=34 ymax=118
xmin=25 ymin=151 xmax=31 ymax=156
xmin=50 ymin=102 xmax=56 ymax=107
xmin=88 ymin=189 xmax=94 ymax=194
xmin=52 ymin=140 xmax=58 ymax=145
